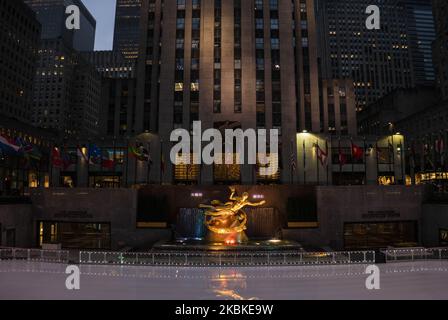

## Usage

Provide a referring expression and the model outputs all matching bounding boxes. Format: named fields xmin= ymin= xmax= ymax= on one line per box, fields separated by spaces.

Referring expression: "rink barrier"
xmin=384 ymin=248 xmax=448 ymax=263
xmin=77 ymin=250 xmax=376 ymax=267
xmin=0 ymin=248 xmax=69 ymax=263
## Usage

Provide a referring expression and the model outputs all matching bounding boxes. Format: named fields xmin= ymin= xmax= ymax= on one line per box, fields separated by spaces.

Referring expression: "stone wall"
xmin=286 ymin=185 xmax=427 ymax=249
xmin=422 ymin=203 xmax=448 ymax=247
xmin=0 ymin=204 xmax=33 ymax=247
xmin=30 ymin=188 xmax=170 ymax=250
xmin=25 ymin=185 xmax=430 ymax=250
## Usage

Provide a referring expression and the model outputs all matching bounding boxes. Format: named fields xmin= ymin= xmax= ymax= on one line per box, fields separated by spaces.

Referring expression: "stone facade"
xmin=0 ymin=184 xmax=429 ymax=250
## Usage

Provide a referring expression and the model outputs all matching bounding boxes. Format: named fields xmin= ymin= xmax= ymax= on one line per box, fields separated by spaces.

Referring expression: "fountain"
xmin=199 ymin=187 xmax=265 ymax=245
xmin=154 ymin=187 xmax=302 ymax=252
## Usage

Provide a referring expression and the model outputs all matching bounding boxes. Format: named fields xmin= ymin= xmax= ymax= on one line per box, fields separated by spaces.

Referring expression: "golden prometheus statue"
xmin=199 ymin=187 xmax=266 ymax=244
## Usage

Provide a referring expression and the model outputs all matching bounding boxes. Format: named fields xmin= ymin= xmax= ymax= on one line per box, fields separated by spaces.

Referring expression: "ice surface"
xmin=0 ymin=260 xmax=447 ymax=300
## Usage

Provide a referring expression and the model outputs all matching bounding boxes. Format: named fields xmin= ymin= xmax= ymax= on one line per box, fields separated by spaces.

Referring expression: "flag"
xmin=410 ymin=141 xmax=416 ymax=170
xmin=351 ymin=142 xmax=364 ymax=161
xmin=129 ymin=144 xmax=151 ymax=162
xmin=315 ymin=142 xmax=328 ymax=166
xmin=423 ymin=141 xmax=435 ymax=170
xmin=101 ymin=150 xmax=115 ymax=169
xmin=0 ymin=134 xmax=20 ymax=154
xmin=102 ymin=158 xmax=115 ymax=169
xmin=77 ymin=146 xmax=89 ymax=162
xmin=338 ymin=140 xmax=347 ymax=167
xmin=51 ymin=147 xmax=63 ymax=168
xmin=62 ymin=150 xmax=77 ymax=170
xmin=436 ymin=137 xmax=445 ymax=167
xmin=88 ymin=144 xmax=102 ymax=165
xmin=16 ymin=137 xmax=42 ymax=161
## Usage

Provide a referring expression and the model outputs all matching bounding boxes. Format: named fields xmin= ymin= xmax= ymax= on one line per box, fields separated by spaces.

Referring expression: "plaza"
xmin=0 ymin=260 xmax=447 ymax=300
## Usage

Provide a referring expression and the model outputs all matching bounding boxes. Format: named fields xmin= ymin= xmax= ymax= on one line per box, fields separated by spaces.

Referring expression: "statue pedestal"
xmin=206 ymin=231 xmax=249 ymax=245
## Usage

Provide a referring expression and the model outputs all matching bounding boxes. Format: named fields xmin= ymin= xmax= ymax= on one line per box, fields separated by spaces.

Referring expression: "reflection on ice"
xmin=0 ymin=260 xmax=447 ymax=300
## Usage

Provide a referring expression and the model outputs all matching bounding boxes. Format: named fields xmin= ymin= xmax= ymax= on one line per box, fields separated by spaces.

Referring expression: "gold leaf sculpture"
xmin=199 ymin=187 xmax=266 ymax=236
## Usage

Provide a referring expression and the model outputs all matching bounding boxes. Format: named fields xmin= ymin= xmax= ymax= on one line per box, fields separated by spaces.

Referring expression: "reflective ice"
xmin=0 ymin=260 xmax=447 ymax=300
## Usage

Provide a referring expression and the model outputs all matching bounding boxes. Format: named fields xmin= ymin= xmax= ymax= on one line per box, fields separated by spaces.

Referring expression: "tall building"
xmin=114 ymin=0 xmax=142 ymax=61
xmin=24 ymin=0 xmax=96 ymax=52
xmin=0 ymin=0 xmax=41 ymax=123
xmin=432 ymin=0 xmax=448 ymax=99
xmin=82 ymin=51 xmax=138 ymax=137
xmin=358 ymin=86 xmax=438 ymax=136
xmin=32 ymin=39 xmax=101 ymax=136
xmin=321 ymin=79 xmax=357 ymax=136
xmin=406 ymin=0 xmax=436 ymax=86
xmin=134 ymin=0 xmax=331 ymax=183
xmin=317 ymin=0 xmax=415 ymax=111
xmin=82 ymin=51 xmax=136 ymax=78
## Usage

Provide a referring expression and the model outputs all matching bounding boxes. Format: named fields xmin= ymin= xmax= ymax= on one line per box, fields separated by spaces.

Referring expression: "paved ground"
xmin=0 ymin=260 xmax=447 ymax=300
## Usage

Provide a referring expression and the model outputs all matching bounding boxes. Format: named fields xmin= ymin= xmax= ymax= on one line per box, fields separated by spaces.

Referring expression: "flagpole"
xmin=87 ymin=141 xmax=91 ymax=188
xmin=290 ymin=139 xmax=295 ymax=184
xmin=125 ymin=137 xmax=130 ymax=188
xmin=391 ymin=135 xmax=395 ymax=182
xmin=112 ymin=138 xmax=117 ymax=187
xmin=50 ymin=141 xmax=54 ymax=188
xmin=351 ymin=137 xmax=355 ymax=184
xmin=303 ymin=140 xmax=306 ymax=185
xmin=376 ymin=140 xmax=380 ymax=185
xmin=147 ymin=141 xmax=151 ymax=185
xmin=316 ymin=139 xmax=319 ymax=185
xmin=422 ymin=137 xmax=427 ymax=174
xmin=134 ymin=144 xmax=138 ymax=187
xmin=327 ymin=136 xmax=330 ymax=186
xmin=160 ymin=138 xmax=163 ymax=185
xmin=400 ymin=139 xmax=405 ymax=185
xmin=363 ymin=137 xmax=367 ymax=185
xmin=338 ymin=137 xmax=342 ymax=183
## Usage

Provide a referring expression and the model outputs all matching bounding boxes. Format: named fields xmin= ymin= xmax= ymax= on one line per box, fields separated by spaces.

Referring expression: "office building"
xmin=32 ymin=39 xmax=101 ymax=136
xmin=406 ymin=0 xmax=436 ymax=86
xmin=317 ymin=0 xmax=416 ymax=110
xmin=433 ymin=0 xmax=448 ymax=99
xmin=134 ymin=0 xmax=325 ymax=184
xmin=24 ymin=0 xmax=96 ymax=51
xmin=82 ymin=51 xmax=138 ymax=137
xmin=0 ymin=0 xmax=41 ymax=123
xmin=114 ymin=0 xmax=143 ymax=61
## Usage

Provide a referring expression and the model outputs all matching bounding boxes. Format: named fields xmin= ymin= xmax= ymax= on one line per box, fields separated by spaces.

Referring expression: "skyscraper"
xmin=132 ymin=0 xmax=356 ymax=184
xmin=432 ymin=0 xmax=448 ymax=99
xmin=317 ymin=0 xmax=415 ymax=111
xmin=24 ymin=0 xmax=96 ymax=52
xmin=113 ymin=0 xmax=142 ymax=61
xmin=406 ymin=0 xmax=436 ymax=86
xmin=82 ymin=51 xmax=137 ymax=136
xmin=32 ymin=39 xmax=102 ymax=136
xmin=0 ymin=0 xmax=41 ymax=123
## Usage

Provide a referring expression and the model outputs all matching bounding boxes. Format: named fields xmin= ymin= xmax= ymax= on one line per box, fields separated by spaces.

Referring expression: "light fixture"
xmin=191 ymin=192 xmax=203 ymax=198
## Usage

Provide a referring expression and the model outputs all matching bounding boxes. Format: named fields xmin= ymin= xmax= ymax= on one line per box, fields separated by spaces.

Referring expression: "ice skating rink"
xmin=0 ymin=260 xmax=447 ymax=300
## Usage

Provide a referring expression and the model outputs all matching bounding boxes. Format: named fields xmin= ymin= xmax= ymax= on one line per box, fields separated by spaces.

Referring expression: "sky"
xmin=82 ymin=0 xmax=117 ymax=51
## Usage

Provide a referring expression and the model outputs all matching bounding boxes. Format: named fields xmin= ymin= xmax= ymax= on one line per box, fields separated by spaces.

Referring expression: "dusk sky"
xmin=82 ymin=0 xmax=117 ymax=51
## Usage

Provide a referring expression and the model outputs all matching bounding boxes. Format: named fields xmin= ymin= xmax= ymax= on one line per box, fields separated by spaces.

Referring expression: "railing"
xmin=0 ymin=248 xmax=69 ymax=263
xmin=78 ymin=250 xmax=376 ymax=267
xmin=384 ymin=248 xmax=448 ymax=263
